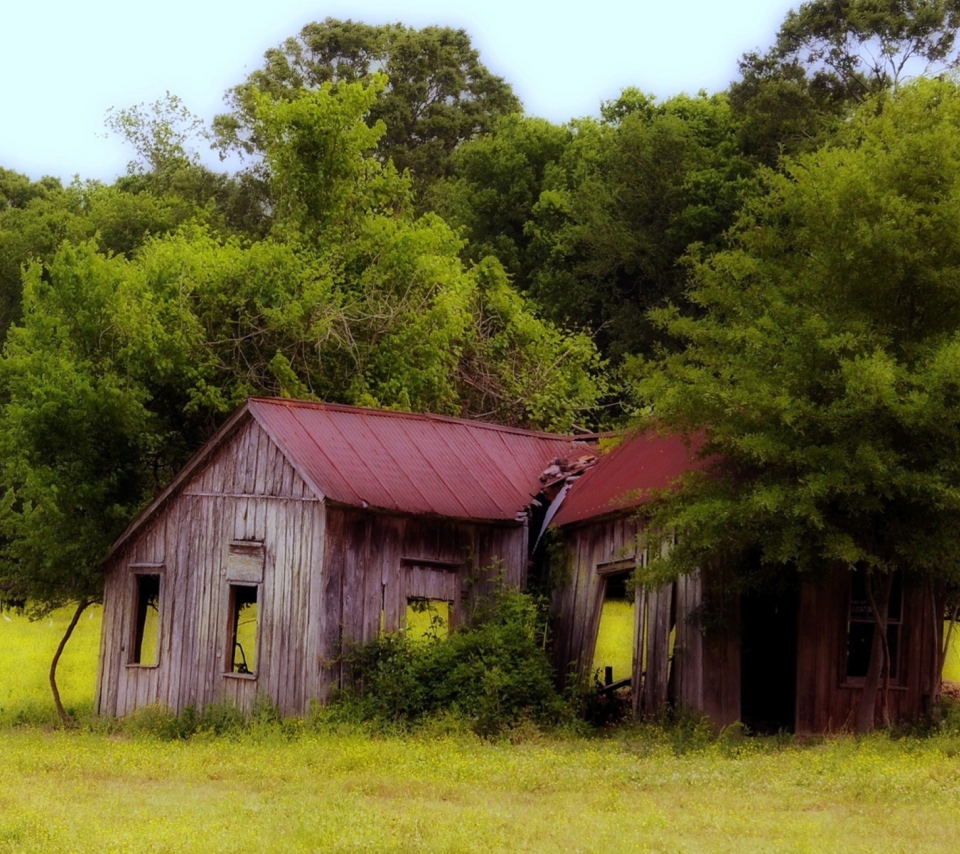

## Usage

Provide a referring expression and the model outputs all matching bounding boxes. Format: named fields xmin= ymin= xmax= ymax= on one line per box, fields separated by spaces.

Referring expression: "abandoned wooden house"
xmin=97 ymin=397 xmax=945 ymax=732
xmin=95 ymin=398 xmax=591 ymax=718
xmin=546 ymin=432 xmax=944 ymax=734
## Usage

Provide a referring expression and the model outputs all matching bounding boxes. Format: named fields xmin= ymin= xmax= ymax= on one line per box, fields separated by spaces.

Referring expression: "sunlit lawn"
xmin=4 ymin=725 xmax=960 ymax=853
xmin=5 ymin=610 xmax=960 ymax=852
xmin=0 ymin=606 xmax=102 ymax=725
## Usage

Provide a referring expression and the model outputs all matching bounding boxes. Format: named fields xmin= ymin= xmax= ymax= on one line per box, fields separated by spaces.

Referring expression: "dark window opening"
xmin=405 ymin=598 xmax=450 ymax=641
xmin=131 ymin=574 xmax=161 ymax=666
xmin=846 ymin=571 xmax=902 ymax=680
xmin=227 ymin=584 xmax=258 ymax=675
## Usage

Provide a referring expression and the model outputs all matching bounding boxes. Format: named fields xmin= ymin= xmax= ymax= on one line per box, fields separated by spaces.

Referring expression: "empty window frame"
xmin=592 ymin=569 xmax=636 ymax=686
xmin=846 ymin=571 xmax=903 ymax=682
xmin=405 ymin=597 xmax=451 ymax=641
xmin=130 ymin=573 xmax=161 ymax=666
xmin=226 ymin=584 xmax=259 ymax=676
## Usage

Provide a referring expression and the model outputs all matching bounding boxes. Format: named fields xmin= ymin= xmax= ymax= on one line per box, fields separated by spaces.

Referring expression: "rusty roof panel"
xmin=248 ymin=398 xmax=580 ymax=521
xmin=551 ymin=432 xmax=707 ymax=528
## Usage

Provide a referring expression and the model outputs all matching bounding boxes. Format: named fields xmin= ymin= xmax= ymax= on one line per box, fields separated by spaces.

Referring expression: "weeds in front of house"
xmin=333 ymin=587 xmax=576 ymax=737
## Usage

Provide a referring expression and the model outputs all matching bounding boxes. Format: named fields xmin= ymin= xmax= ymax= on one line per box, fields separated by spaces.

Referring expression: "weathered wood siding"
xmin=551 ymin=516 xmax=641 ymax=684
xmin=323 ymin=506 xmax=528 ymax=688
xmin=696 ymin=567 xmax=740 ymax=728
xmin=795 ymin=568 xmax=940 ymax=734
xmin=553 ymin=517 xmax=739 ymax=726
xmin=98 ymin=417 xmax=532 ymax=718
xmin=555 ymin=517 xmax=939 ymax=733
xmin=97 ymin=419 xmax=326 ymax=718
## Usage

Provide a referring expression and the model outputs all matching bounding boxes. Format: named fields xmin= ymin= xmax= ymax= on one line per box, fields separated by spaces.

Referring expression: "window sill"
xmin=222 ymin=672 xmax=257 ymax=681
xmin=839 ymin=680 xmax=907 ymax=692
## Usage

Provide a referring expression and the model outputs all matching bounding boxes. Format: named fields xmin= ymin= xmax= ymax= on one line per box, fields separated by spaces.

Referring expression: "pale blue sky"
xmin=4 ymin=0 xmax=797 ymax=183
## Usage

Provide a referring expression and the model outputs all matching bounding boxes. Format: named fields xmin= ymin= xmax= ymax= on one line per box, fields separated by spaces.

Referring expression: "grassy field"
xmin=0 ymin=606 xmax=102 ymax=725
xmin=5 ymin=609 xmax=960 ymax=852
xmin=5 ymin=723 xmax=960 ymax=852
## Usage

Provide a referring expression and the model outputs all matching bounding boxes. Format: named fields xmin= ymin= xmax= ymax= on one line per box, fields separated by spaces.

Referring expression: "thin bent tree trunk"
xmin=50 ymin=599 xmax=91 ymax=726
xmin=857 ymin=572 xmax=893 ymax=734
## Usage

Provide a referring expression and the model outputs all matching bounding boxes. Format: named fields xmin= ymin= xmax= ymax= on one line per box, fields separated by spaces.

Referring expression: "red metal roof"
xmin=551 ymin=431 xmax=708 ymax=527
xmin=249 ymin=398 xmax=584 ymax=521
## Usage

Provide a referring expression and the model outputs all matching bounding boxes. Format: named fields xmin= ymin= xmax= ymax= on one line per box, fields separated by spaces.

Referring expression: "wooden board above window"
xmin=225 ymin=541 xmax=265 ymax=584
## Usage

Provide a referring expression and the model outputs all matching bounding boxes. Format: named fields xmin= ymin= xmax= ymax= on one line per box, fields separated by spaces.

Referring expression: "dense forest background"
xmin=7 ymin=1 xmax=960 ymax=731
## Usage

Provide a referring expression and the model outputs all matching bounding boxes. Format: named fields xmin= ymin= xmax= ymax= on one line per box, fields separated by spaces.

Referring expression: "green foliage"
xmin=731 ymin=0 xmax=960 ymax=164
xmin=0 ymin=77 xmax=604 ymax=623
xmin=252 ymin=76 xmax=409 ymax=240
xmin=430 ymin=115 xmax=571 ymax=288
xmin=524 ymin=92 xmax=757 ymax=363
xmin=215 ymin=18 xmax=521 ymax=203
xmin=105 ymin=92 xmax=209 ymax=176
xmin=0 ymin=240 xmax=214 ymax=612
xmin=0 ymin=174 xmax=196 ymax=340
xmin=337 ymin=587 xmax=571 ymax=736
xmin=638 ymin=79 xmax=960 ymax=590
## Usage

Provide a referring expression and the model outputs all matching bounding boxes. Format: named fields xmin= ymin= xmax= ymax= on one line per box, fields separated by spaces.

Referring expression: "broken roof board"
xmin=550 ymin=431 xmax=708 ymax=528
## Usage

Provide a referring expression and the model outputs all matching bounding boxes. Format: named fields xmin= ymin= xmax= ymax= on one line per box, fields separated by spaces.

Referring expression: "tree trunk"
xmin=856 ymin=573 xmax=893 ymax=734
xmin=50 ymin=599 xmax=90 ymax=727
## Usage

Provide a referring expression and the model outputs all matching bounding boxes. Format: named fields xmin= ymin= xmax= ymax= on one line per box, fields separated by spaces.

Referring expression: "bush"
xmin=336 ymin=587 xmax=573 ymax=736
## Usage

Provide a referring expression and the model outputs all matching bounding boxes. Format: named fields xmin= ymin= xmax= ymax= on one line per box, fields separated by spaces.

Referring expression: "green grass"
xmin=0 ymin=605 xmax=102 ymax=725
xmin=3 ymin=725 xmax=960 ymax=852
xmin=5 ymin=610 xmax=960 ymax=851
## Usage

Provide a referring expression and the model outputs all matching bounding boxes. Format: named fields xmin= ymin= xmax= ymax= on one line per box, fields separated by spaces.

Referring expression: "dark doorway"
xmin=740 ymin=582 xmax=798 ymax=734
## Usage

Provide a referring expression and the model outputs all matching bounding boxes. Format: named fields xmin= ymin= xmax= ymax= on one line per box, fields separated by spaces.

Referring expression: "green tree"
xmin=106 ymin=93 xmax=271 ymax=239
xmin=213 ymin=18 xmax=521 ymax=203
xmin=526 ymin=91 xmax=756 ymax=363
xmin=429 ymin=115 xmax=571 ymax=292
xmin=0 ymin=78 xmax=604 ymax=724
xmin=0 ymin=241 xmax=214 ymax=721
xmin=242 ymin=77 xmax=604 ymax=427
xmin=636 ymin=79 xmax=960 ymax=731
xmin=0 ymin=173 xmax=195 ymax=341
xmin=732 ymin=0 xmax=960 ymax=164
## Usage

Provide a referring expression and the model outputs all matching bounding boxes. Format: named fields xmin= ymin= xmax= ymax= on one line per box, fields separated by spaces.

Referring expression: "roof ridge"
xmin=246 ymin=397 xmax=578 ymax=441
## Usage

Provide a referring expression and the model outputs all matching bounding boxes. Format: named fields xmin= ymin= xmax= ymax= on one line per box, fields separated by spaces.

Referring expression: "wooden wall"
xmin=552 ymin=517 xmax=739 ymax=727
xmin=795 ymin=569 xmax=941 ymax=733
xmin=323 ymin=506 xmax=528 ymax=689
xmin=554 ymin=516 xmax=940 ymax=733
xmin=551 ymin=516 xmax=640 ymax=683
xmin=97 ymin=418 xmax=326 ymax=718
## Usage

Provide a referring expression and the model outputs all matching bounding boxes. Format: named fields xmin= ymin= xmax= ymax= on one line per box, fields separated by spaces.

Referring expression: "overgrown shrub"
xmin=121 ymin=699 xmax=289 ymax=740
xmin=336 ymin=587 xmax=573 ymax=735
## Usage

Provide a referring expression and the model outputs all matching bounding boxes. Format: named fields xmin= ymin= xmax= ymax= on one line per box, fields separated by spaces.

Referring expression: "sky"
xmin=3 ymin=0 xmax=798 ymax=183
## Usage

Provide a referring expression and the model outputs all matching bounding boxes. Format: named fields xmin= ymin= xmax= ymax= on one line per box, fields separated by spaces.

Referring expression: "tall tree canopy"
xmin=523 ymin=91 xmax=756 ymax=363
xmin=732 ymin=0 xmax=960 ymax=163
xmin=637 ymin=79 xmax=960 ymax=731
xmin=214 ymin=18 xmax=521 ymax=201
